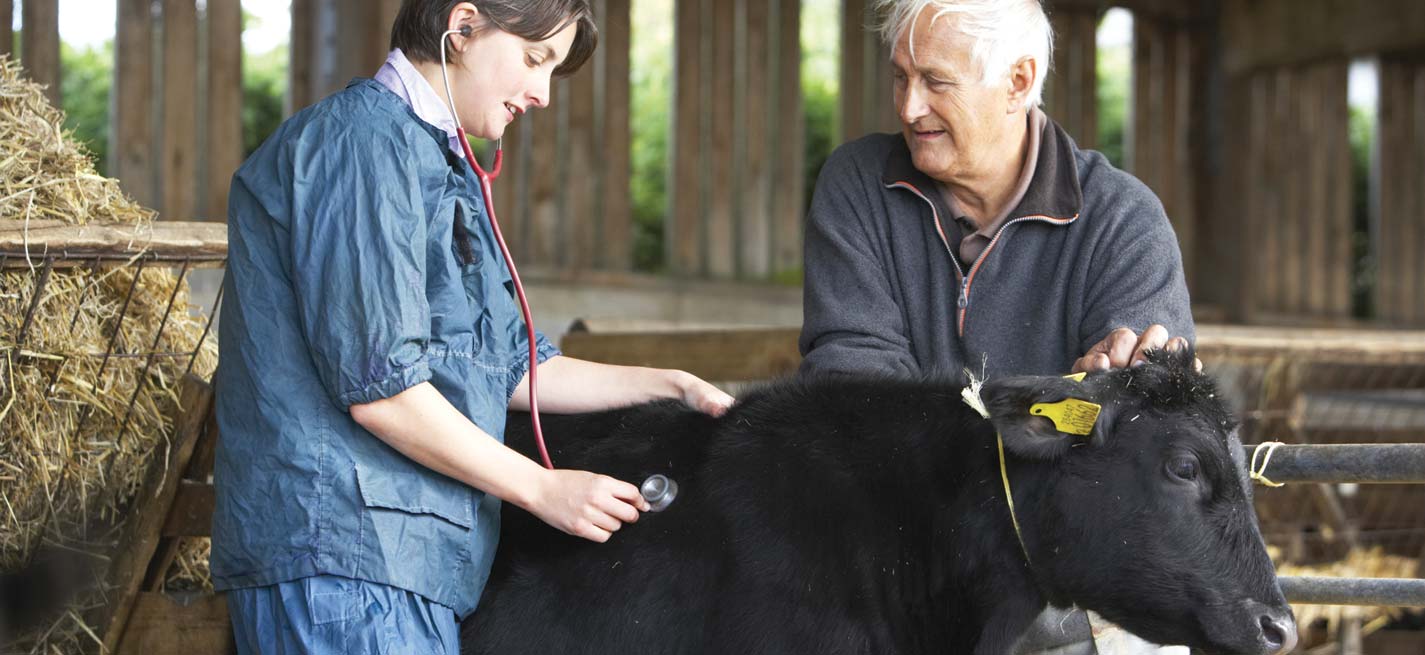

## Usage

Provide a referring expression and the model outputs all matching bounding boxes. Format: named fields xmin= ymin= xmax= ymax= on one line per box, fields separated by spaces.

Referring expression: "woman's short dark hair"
xmin=391 ymin=0 xmax=598 ymax=77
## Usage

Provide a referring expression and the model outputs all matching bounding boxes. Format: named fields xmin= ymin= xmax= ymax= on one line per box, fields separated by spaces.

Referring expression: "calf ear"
xmin=980 ymin=375 xmax=1099 ymax=460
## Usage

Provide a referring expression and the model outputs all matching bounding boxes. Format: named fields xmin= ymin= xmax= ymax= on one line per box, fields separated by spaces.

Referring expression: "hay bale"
xmin=0 ymin=55 xmax=218 ymax=653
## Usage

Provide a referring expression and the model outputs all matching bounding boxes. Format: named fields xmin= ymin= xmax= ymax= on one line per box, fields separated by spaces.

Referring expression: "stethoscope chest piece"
xmin=640 ymin=474 xmax=678 ymax=513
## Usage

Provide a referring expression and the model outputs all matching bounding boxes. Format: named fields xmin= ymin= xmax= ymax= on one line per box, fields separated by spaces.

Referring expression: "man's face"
xmin=891 ymin=10 xmax=1014 ymax=185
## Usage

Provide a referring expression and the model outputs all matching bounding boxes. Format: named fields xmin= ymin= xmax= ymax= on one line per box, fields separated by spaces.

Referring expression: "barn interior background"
xmin=1 ymin=0 xmax=1423 ymax=653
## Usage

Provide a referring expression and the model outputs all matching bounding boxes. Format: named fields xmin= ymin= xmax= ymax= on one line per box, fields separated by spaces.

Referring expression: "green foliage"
xmin=628 ymin=0 xmax=673 ymax=273
xmin=1095 ymin=37 xmax=1130 ymax=169
xmin=243 ymin=45 xmax=287 ymax=157
xmin=800 ymin=0 xmax=840 ymax=222
xmin=1348 ymin=102 xmax=1375 ymax=318
xmin=59 ymin=41 xmax=114 ymax=176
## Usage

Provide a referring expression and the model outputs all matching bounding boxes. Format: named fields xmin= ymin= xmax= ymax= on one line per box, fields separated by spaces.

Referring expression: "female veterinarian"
xmin=210 ymin=1 xmax=733 ymax=652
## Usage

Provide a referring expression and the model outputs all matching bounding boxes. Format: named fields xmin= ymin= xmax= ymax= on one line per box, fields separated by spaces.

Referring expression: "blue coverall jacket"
xmin=212 ymin=79 xmax=558 ymax=617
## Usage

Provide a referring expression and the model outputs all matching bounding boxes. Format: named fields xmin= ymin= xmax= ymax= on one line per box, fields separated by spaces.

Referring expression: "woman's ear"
xmin=447 ymin=2 xmax=483 ymax=46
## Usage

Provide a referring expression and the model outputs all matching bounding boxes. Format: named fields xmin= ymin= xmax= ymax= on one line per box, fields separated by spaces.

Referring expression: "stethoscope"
xmin=439 ymin=26 xmax=677 ymax=513
xmin=441 ymin=26 xmax=552 ymax=471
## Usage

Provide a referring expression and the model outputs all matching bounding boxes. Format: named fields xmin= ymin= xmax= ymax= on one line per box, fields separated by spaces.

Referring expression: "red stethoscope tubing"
xmin=455 ymin=129 xmax=554 ymax=471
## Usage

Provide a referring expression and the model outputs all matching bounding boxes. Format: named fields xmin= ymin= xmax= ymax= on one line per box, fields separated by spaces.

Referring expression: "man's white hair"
xmin=875 ymin=0 xmax=1053 ymax=110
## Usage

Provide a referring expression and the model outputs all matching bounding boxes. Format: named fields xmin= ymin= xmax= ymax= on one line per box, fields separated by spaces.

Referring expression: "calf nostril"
xmin=1259 ymin=616 xmax=1284 ymax=648
xmin=1259 ymin=614 xmax=1299 ymax=654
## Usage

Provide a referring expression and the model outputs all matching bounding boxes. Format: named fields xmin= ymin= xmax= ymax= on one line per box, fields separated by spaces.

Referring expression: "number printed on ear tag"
xmin=1029 ymin=399 xmax=1101 ymax=436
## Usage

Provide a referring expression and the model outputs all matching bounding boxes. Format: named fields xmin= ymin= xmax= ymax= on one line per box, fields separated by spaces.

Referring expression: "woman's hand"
xmin=669 ymin=370 xmax=734 ymax=417
xmin=523 ymin=469 xmax=649 ymax=543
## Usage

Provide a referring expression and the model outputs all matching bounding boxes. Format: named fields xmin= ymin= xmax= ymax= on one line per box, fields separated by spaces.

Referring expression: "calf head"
xmin=981 ymin=349 xmax=1297 ymax=655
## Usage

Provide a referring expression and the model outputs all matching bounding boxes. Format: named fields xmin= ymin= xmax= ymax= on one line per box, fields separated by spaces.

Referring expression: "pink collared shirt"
xmin=373 ymin=48 xmax=466 ymax=157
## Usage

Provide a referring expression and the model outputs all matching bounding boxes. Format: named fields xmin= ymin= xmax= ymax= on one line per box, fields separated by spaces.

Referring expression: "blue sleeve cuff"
xmin=504 ymin=333 xmax=562 ymax=401
xmin=337 ymin=359 xmax=434 ymax=409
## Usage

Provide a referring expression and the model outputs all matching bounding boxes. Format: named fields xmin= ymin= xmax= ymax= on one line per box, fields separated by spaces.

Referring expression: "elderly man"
xmin=799 ymin=0 xmax=1193 ymax=653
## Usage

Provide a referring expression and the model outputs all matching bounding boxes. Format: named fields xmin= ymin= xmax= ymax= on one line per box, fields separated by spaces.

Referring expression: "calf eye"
xmin=1167 ymin=456 xmax=1199 ymax=482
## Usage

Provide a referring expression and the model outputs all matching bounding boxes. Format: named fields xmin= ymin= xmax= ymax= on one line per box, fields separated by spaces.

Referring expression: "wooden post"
xmin=288 ymin=0 xmax=316 ymax=114
xmin=492 ymin=110 xmax=529 ymax=262
xmin=1378 ymin=57 xmax=1425 ymax=326
xmin=0 ymin=0 xmax=12 ymax=59
xmin=1044 ymin=7 xmax=1095 ymax=150
xmin=706 ymin=0 xmax=736 ymax=277
xmin=739 ymin=0 xmax=772 ymax=278
xmin=669 ymin=0 xmax=705 ymax=275
xmin=94 ymin=376 xmax=215 ymax=652
xmin=161 ymin=0 xmax=199 ymax=221
xmin=600 ymin=0 xmax=632 ymax=271
xmin=20 ymin=0 xmax=59 ymax=106
xmin=1132 ymin=17 xmax=1205 ymax=291
xmin=565 ymin=45 xmax=599 ymax=270
xmin=839 ymin=0 xmax=866 ymax=143
xmin=771 ymin=0 xmax=804 ymax=276
xmin=206 ymin=0 xmax=243 ymax=223
xmin=114 ymin=0 xmax=157 ymax=208
xmin=527 ymin=84 xmax=562 ymax=266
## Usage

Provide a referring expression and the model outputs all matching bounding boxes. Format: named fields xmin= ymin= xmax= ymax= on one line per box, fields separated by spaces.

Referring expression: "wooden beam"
xmin=839 ymin=0 xmax=866 ymax=143
xmin=739 ymin=0 xmax=772 ymax=278
xmin=492 ymin=110 xmax=529 ymax=263
xmin=0 ymin=219 xmax=229 ymax=267
xmin=526 ymin=83 xmax=561 ymax=266
xmin=565 ymin=39 xmax=598 ymax=271
xmin=706 ymin=0 xmax=736 ymax=277
xmin=600 ymin=0 xmax=632 ymax=271
xmin=288 ymin=0 xmax=315 ymax=114
xmin=161 ymin=0 xmax=199 ymax=222
xmin=1377 ymin=57 xmax=1425 ymax=326
xmin=0 ymin=0 xmax=13 ymax=59
xmin=1222 ymin=0 xmax=1425 ymax=75
xmin=20 ymin=0 xmax=59 ymax=106
xmin=560 ymin=328 xmax=802 ymax=382
xmin=669 ymin=0 xmax=705 ymax=275
xmin=95 ymin=376 xmax=214 ymax=653
xmin=161 ymin=481 xmax=216 ymax=538
xmin=771 ymin=0 xmax=804 ymax=276
xmin=1045 ymin=7 xmax=1096 ymax=149
xmin=206 ymin=0 xmax=243 ymax=223
xmin=115 ymin=592 xmax=236 ymax=655
xmin=113 ymin=0 xmax=157 ymax=208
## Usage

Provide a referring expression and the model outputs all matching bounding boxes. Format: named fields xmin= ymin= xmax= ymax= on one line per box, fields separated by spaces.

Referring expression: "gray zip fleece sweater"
xmin=799 ymin=118 xmax=1194 ymax=379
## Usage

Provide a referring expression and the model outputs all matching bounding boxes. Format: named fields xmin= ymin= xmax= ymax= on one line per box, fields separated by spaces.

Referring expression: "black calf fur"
xmin=461 ymin=349 xmax=1293 ymax=655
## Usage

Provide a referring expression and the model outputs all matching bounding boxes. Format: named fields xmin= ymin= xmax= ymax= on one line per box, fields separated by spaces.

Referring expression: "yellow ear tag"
xmin=1028 ymin=398 xmax=1101 ymax=436
xmin=1062 ymin=372 xmax=1087 ymax=382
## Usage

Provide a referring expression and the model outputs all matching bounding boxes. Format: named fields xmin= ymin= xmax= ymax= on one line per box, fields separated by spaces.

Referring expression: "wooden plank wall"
xmin=668 ymin=0 xmax=803 ymax=279
xmin=1044 ymin=6 xmax=1096 ymax=149
xmin=1131 ymin=15 xmax=1201 ymax=285
xmin=112 ymin=0 xmax=241 ymax=222
xmin=1235 ymin=62 xmax=1353 ymax=321
xmin=1376 ymin=55 xmax=1425 ymax=326
xmin=491 ymin=0 xmax=634 ymax=273
xmin=839 ymin=0 xmax=899 ymax=142
xmin=20 ymin=0 xmax=59 ymax=106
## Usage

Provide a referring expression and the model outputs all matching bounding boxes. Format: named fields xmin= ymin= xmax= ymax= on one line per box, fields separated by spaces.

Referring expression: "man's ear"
xmin=980 ymin=374 xmax=1102 ymax=460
